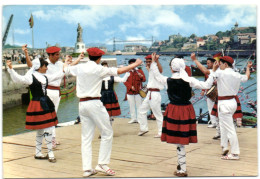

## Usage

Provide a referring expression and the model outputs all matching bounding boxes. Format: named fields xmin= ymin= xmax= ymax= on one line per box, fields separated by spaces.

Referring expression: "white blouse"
xmin=102 ymin=73 xmax=130 ymax=90
xmin=8 ymin=68 xmax=65 ymax=95
xmin=150 ymin=62 xmax=214 ymax=90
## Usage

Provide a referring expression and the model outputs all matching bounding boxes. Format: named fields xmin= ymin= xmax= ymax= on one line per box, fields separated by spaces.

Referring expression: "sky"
xmin=2 ymin=4 xmax=257 ymax=50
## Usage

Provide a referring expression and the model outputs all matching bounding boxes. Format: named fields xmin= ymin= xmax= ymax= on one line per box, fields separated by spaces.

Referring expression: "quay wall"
xmin=2 ymin=58 xmax=117 ymax=109
xmin=2 ymin=64 xmax=75 ymax=109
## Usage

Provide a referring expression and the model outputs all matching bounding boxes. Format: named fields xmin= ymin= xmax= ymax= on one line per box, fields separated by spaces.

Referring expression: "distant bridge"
xmin=111 ymin=37 xmax=154 ymax=52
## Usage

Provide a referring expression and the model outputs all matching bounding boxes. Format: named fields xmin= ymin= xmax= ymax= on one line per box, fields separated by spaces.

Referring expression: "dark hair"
xmin=40 ymin=59 xmax=48 ymax=68
xmin=101 ymin=61 xmax=108 ymax=66
xmin=220 ymin=59 xmax=232 ymax=67
xmin=169 ymin=58 xmax=174 ymax=66
xmin=207 ymin=58 xmax=215 ymax=63
xmin=89 ymin=55 xmax=101 ymax=61
xmin=128 ymin=58 xmax=136 ymax=64
xmin=175 ymin=55 xmax=184 ymax=59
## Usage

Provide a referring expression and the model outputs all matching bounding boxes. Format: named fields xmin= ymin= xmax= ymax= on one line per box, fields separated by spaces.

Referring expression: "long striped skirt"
xmin=101 ymin=90 xmax=121 ymax=117
xmin=211 ymin=95 xmax=243 ymax=118
xmin=161 ymin=103 xmax=197 ymax=145
xmin=25 ymin=100 xmax=58 ymax=130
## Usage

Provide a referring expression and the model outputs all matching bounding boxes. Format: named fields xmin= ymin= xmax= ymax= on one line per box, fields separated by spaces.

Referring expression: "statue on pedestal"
xmin=77 ymin=23 xmax=83 ymax=42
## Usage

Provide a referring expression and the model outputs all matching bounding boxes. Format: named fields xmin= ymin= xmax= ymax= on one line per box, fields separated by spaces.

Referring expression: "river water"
xmin=3 ymin=55 xmax=257 ymax=136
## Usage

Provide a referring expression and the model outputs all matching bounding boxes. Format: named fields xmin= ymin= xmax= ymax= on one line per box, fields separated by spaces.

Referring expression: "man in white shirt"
xmin=211 ymin=56 xmax=252 ymax=160
xmin=64 ymin=47 xmax=142 ymax=177
xmin=137 ymin=54 xmax=164 ymax=138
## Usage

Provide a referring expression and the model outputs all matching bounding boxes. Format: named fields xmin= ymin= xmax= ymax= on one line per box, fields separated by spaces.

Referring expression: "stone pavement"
xmin=3 ymin=118 xmax=258 ymax=178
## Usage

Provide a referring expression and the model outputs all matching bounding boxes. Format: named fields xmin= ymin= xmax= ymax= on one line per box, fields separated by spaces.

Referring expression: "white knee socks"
xmin=176 ymin=144 xmax=186 ymax=173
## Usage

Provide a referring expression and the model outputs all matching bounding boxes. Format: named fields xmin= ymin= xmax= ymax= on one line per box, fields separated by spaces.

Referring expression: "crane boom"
xmin=2 ymin=14 xmax=13 ymax=47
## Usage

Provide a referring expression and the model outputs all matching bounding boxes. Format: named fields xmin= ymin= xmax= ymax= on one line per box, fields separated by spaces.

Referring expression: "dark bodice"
xmin=101 ymin=76 xmax=114 ymax=91
xmin=29 ymin=75 xmax=47 ymax=98
xmin=167 ymin=78 xmax=192 ymax=105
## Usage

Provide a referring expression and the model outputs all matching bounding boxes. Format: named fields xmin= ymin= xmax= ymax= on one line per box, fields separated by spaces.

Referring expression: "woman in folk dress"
xmin=7 ymin=59 xmax=66 ymax=163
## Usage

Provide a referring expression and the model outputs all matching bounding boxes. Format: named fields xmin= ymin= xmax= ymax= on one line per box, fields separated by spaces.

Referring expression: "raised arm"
xmin=191 ymin=52 xmax=210 ymax=75
xmin=117 ymin=59 xmax=143 ymax=74
xmin=70 ymin=52 xmax=85 ymax=66
xmin=22 ymin=44 xmax=32 ymax=67
xmin=6 ymin=60 xmax=33 ymax=85
xmin=245 ymin=61 xmax=252 ymax=81
xmin=189 ymin=76 xmax=214 ymax=90
xmin=155 ymin=55 xmax=163 ymax=73
xmin=150 ymin=53 xmax=167 ymax=85
xmin=114 ymin=72 xmax=130 ymax=83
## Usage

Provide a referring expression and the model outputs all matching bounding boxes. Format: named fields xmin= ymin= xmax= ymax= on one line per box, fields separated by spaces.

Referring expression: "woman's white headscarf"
xmin=32 ymin=58 xmax=40 ymax=70
xmin=26 ymin=58 xmax=41 ymax=75
xmin=170 ymin=58 xmax=190 ymax=82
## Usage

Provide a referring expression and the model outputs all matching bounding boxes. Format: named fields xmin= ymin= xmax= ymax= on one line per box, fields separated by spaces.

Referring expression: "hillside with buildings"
xmin=150 ymin=22 xmax=256 ymax=52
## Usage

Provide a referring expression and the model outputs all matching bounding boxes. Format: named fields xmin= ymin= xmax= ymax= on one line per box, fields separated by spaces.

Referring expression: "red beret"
xmin=220 ymin=56 xmax=234 ymax=65
xmin=46 ymin=46 xmax=61 ymax=53
xmin=87 ymin=47 xmax=105 ymax=56
xmin=145 ymin=55 xmax=152 ymax=60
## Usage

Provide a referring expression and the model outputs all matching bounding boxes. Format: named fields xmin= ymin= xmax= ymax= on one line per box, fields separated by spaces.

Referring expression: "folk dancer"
xmin=6 ymin=59 xmax=66 ymax=163
xmin=211 ymin=56 xmax=252 ymax=160
xmin=150 ymin=52 xmax=215 ymax=177
xmin=100 ymin=61 xmax=130 ymax=125
xmin=137 ymin=54 xmax=164 ymax=138
xmin=124 ymin=59 xmax=146 ymax=124
xmin=64 ymin=47 xmax=143 ymax=177
xmin=23 ymin=45 xmax=83 ymax=148
xmin=190 ymin=53 xmax=220 ymax=139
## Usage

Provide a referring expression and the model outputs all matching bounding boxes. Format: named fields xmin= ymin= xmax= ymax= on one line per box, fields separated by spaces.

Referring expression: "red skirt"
xmin=211 ymin=95 xmax=243 ymax=119
xmin=25 ymin=100 xmax=58 ymax=130
xmin=102 ymin=91 xmax=121 ymax=117
xmin=161 ymin=103 xmax=197 ymax=145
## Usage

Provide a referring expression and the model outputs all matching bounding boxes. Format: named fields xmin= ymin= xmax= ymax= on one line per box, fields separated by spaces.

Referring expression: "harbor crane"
xmin=2 ymin=14 xmax=13 ymax=47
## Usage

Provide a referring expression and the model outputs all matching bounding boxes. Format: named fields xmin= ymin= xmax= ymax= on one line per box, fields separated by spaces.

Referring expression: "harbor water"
xmin=3 ymin=55 xmax=257 ymax=136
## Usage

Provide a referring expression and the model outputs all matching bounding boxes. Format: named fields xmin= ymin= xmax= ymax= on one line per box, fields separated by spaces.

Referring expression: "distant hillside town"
xmin=2 ymin=22 xmax=256 ymax=62
xmin=150 ymin=22 xmax=256 ymax=52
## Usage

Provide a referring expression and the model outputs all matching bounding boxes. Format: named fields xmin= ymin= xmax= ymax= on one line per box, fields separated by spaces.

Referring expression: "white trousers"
xmin=36 ymin=126 xmax=54 ymax=158
xmin=79 ymin=100 xmax=113 ymax=171
xmin=127 ymin=94 xmax=143 ymax=121
xmin=47 ymin=89 xmax=61 ymax=138
xmin=138 ymin=91 xmax=163 ymax=134
xmin=207 ymin=98 xmax=220 ymax=135
xmin=218 ymin=98 xmax=240 ymax=154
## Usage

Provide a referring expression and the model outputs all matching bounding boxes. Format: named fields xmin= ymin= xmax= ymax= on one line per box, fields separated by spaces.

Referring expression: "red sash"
xmin=80 ymin=97 xmax=100 ymax=102
xmin=211 ymin=95 xmax=243 ymax=118
xmin=47 ymin=85 xmax=61 ymax=96
xmin=148 ymin=88 xmax=160 ymax=100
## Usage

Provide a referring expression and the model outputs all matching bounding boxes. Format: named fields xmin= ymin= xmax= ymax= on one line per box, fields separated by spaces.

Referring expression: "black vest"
xmin=167 ymin=78 xmax=192 ymax=105
xmin=29 ymin=75 xmax=47 ymax=99
xmin=101 ymin=76 xmax=114 ymax=91
xmin=29 ymin=75 xmax=55 ymax=111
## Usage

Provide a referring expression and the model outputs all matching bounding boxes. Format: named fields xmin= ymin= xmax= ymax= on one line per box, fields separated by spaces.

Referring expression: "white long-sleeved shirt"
xmin=64 ymin=61 xmax=118 ymax=98
xmin=211 ymin=68 xmax=248 ymax=96
xmin=7 ymin=68 xmax=65 ymax=95
xmin=146 ymin=66 xmax=164 ymax=90
xmin=45 ymin=59 xmax=65 ymax=87
xmin=102 ymin=73 xmax=130 ymax=90
xmin=150 ymin=62 xmax=214 ymax=90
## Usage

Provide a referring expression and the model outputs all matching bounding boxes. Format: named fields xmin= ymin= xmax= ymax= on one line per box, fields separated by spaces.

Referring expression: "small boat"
xmin=191 ymin=65 xmax=204 ymax=76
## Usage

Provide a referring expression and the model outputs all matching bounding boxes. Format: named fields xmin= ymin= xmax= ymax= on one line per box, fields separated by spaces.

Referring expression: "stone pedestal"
xmin=74 ymin=42 xmax=85 ymax=53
